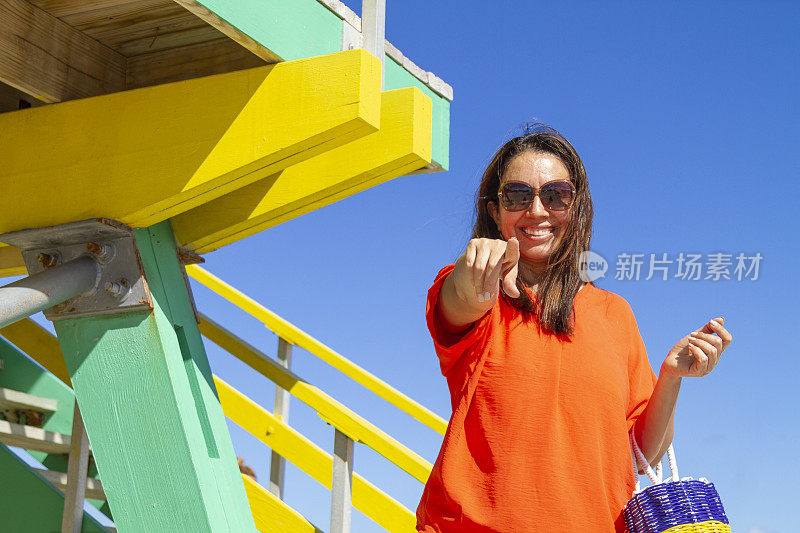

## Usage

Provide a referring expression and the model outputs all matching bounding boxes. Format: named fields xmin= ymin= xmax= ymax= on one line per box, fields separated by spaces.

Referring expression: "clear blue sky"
xmin=19 ymin=2 xmax=799 ymax=532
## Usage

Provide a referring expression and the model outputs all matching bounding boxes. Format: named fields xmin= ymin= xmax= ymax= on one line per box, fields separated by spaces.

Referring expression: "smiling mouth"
xmin=520 ymin=227 xmax=555 ymax=237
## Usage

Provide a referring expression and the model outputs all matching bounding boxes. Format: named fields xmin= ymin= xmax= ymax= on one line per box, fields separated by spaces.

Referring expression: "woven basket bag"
xmin=624 ymin=432 xmax=730 ymax=533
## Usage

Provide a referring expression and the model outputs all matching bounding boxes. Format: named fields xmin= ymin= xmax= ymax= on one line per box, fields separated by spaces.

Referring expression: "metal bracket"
xmin=0 ymin=219 xmax=153 ymax=320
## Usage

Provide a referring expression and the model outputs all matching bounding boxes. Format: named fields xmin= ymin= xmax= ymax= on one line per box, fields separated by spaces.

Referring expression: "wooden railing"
xmin=186 ymin=264 xmax=447 ymax=436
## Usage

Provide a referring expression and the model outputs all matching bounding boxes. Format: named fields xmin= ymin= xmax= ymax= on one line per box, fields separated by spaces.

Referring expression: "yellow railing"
xmin=200 ymin=314 xmax=432 ymax=484
xmin=186 ymin=264 xmax=447 ymax=436
xmin=218 ymin=376 xmax=416 ymax=531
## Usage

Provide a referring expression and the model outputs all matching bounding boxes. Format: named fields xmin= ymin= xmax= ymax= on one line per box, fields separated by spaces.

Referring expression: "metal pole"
xmin=0 ymin=255 xmax=99 ymax=328
xmin=269 ymin=337 xmax=292 ymax=499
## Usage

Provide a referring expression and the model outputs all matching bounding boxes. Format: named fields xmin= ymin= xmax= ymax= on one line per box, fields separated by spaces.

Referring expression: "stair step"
xmin=0 ymin=419 xmax=73 ymax=454
xmin=0 ymin=387 xmax=58 ymax=413
xmin=35 ymin=468 xmax=107 ymax=501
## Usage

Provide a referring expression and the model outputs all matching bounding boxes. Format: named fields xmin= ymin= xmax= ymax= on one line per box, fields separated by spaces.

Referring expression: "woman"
xmin=415 ymin=124 xmax=732 ymax=532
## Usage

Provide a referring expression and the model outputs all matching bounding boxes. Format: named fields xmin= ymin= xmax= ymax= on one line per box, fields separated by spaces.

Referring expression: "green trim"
xmin=0 ymin=442 xmax=109 ymax=533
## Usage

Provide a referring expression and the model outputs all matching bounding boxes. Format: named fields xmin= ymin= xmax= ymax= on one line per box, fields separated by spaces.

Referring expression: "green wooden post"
xmin=52 ymin=220 xmax=255 ymax=533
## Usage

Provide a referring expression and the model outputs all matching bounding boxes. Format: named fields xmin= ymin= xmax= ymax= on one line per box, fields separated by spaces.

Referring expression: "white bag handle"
xmin=629 ymin=430 xmax=679 ymax=493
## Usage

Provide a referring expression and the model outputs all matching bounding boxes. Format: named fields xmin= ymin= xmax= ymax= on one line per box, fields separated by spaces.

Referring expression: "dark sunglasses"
xmin=497 ymin=180 xmax=576 ymax=212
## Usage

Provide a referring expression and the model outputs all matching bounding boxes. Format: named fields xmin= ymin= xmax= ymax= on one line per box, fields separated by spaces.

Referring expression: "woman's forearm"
xmin=633 ymin=370 xmax=682 ymax=469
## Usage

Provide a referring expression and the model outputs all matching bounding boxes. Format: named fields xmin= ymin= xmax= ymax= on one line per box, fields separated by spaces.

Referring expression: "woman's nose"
xmin=526 ymin=193 xmax=548 ymax=216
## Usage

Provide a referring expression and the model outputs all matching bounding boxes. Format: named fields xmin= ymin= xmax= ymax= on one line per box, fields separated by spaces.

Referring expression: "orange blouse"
xmin=416 ymin=264 xmax=657 ymax=532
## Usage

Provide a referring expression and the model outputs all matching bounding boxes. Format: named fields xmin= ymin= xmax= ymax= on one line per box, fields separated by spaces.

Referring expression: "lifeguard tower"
xmin=0 ymin=1 xmax=452 ymax=531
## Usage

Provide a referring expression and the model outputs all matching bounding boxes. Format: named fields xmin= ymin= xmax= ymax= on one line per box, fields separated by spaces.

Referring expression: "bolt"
xmin=36 ymin=252 xmax=60 ymax=269
xmin=86 ymin=242 xmax=114 ymax=263
xmin=104 ymin=278 xmax=130 ymax=299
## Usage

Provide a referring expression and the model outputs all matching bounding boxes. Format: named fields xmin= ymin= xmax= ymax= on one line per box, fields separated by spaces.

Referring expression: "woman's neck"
xmin=518 ymin=261 xmax=547 ymax=290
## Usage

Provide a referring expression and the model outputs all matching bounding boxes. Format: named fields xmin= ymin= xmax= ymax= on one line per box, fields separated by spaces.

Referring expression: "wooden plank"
xmin=65 ymin=3 xmax=206 ymax=50
xmin=62 ymin=402 xmax=90 ymax=533
xmin=116 ymin=24 xmax=222 ymax=57
xmin=172 ymin=0 xmax=283 ymax=63
xmin=0 ymin=0 xmax=126 ymax=102
xmin=216 ymin=376 xmax=417 ymax=532
xmin=0 ymin=386 xmax=58 ymax=412
xmin=173 ymin=86 xmax=431 ymax=254
xmin=28 ymin=0 xmax=150 ymax=18
xmin=0 ymin=443 xmax=109 ymax=533
xmin=35 ymin=468 xmax=107 ymax=500
xmin=126 ymin=37 xmax=265 ymax=90
xmin=242 ymin=474 xmax=323 ymax=533
xmin=0 ymin=48 xmax=382 ymax=234
xmin=0 ymin=419 xmax=71 ymax=454
xmin=52 ymin=221 xmax=256 ymax=532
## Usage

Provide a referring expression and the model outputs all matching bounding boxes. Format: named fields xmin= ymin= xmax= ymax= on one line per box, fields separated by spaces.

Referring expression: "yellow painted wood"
xmin=218 ymin=377 xmax=417 ymax=533
xmin=0 ymin=245 xmax=26 ymax=277
xmin=199 ymin=315 xmax=433 ymax=483
xmin=187 ymin=265 xmax=448 ymax=436
xmin=0 ymin=48 xmax=381 ymax=234
xmin=241 ymin=474 xmax=322 ymax=533
xmin=0 ymin=318 xmax=71 ymax=387
xmin=172 ymin=86 xmax=432 ymax=254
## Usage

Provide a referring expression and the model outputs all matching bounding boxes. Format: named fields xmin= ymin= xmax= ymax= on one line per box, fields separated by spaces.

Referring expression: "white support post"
xmin=269 ymin=336 xmax=292 ymax=499
xmin=362 ymin=0 xmax=386 ymax=89
xmin=330 ymin=428 xmax=354 ymax=533
xmin=61 ymin=402 xmax=90 ymax=533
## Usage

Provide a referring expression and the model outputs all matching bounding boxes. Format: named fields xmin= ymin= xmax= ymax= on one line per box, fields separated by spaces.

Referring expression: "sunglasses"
xmin=497 ymin=180 xmax=576 ymax=212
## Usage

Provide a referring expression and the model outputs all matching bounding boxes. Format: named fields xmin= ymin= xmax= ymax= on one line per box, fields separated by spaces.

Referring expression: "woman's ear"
xmin=487 ymin=200 xmax=500 ymax=228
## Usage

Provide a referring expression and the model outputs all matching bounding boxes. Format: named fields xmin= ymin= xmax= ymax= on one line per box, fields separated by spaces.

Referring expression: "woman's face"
xmin=488 ymin=150 xmax=573 ymax=272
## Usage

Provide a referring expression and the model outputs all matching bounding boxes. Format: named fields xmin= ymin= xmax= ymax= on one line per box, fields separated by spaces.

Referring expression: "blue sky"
xmin=14 ymin=2 xmax=798 ymax=532
xmin=196 ymin=2 xmax=798 ymax=531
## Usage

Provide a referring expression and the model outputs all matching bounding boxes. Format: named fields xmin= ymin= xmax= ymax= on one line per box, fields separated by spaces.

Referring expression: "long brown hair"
xmin=472 ymin=123 xmax=594 ymax=337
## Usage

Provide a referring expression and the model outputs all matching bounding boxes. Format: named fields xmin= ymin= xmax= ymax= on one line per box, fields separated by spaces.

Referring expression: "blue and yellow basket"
xmin=624 ymin=433 xmax=730 ymax=533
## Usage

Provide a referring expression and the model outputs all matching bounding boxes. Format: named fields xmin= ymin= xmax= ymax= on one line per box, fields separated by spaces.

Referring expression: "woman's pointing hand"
xmin=454 ymin=237 xmax=521 ymax=309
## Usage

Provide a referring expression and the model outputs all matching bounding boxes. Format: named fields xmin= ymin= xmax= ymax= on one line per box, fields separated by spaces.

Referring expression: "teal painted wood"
xmin=196 ymin=0 xmax=342 ymax=62
xmin=0 ymin=336 xmax=109 ymax=515
xmin=0 ymin=442 xmax=109 ymax=533
xmin=52 ymin=220 xmax=255 ymax=533
xmin=193 ymin=0 xmax=450 ymax=170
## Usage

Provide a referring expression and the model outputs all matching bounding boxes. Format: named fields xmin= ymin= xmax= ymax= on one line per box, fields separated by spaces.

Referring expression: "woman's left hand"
xmin=661 ymin=317 xmax=733 ymax=378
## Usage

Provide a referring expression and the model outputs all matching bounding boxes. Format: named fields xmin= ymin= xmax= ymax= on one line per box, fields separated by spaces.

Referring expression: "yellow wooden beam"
xmin=218 ymin=377 xmax=417 ymax=532
xmin=172 ymin=86 xmax=432 ymax=253
xmin=0 ymin=318 xmax=71 ymax=387
xmin=241 ymin=475 xmax=321 ymax=533
xmin=0 ymin=245 xmax=26 ymax=278
xmin=0 ymin=48 xmax=381 ymax=235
